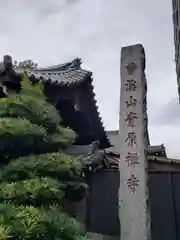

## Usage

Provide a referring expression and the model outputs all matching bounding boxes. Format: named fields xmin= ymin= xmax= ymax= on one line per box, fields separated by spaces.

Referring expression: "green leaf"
xmin=0 ymin=118 xmax=48 ymax=160
xmin=0 ymin=203 xmax=88 ymax=239
xmin=0 ymin=91 xmax=61 ymax=134
xmin=0 ymin=152 xmax=83 ymax=182
xmin=0 ymin=177 xmax=65 ymax=206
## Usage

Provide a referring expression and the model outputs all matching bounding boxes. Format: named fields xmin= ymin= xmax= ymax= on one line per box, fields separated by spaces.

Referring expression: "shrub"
xmin=0 ymin=72 xmax=88 ymax=239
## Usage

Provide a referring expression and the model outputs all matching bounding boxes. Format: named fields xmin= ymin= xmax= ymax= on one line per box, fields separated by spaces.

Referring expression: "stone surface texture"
xmin=119 ymin=44 xmax=151 ymax=240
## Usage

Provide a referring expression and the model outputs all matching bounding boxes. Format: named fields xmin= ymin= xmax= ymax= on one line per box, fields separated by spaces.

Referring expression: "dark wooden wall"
xmin=86 ymin=170 xmax=120 ymax=235
xmin=85 ymin=169 xmax=180 ymax=239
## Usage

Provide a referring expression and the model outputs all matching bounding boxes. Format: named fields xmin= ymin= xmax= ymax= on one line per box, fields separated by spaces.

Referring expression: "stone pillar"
xmin=119 ymin=44 xmax=151 ymax=240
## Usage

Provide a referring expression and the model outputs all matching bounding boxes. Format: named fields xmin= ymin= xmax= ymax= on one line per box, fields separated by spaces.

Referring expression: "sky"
xmin=0 ymin=0 xmax=179 ymax=158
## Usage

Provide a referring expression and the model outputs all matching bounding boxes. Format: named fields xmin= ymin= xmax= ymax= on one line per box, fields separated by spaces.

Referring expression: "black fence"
xmin=86 ymin=170 xmax=180 ymax=240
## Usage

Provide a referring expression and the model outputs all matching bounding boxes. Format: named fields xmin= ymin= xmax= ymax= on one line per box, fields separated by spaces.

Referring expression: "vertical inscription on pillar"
xmin=119 ymin=44 xmax=151 ymax=240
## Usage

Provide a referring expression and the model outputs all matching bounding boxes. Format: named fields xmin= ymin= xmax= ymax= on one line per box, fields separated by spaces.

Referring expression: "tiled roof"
xmin=103 ymin=153 xmax=180 ymax=170
xmin=100 ymin=152 xmax=180 ymax=170
xmin=149 ymin=156 xmax=180 ymax=164
xmin=65 ymin=144 xmax=180 ymax=172
xmin=14 ymin=58 xmax=92 ymax=87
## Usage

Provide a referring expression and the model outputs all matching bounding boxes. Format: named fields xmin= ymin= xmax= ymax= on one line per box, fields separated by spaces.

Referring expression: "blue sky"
xmin=0 ymin=0 xmax=179 ymax=157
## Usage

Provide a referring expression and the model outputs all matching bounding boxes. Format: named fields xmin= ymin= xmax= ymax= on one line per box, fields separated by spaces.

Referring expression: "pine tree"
xmin=0 ymin=72 xmax=89 ymax=239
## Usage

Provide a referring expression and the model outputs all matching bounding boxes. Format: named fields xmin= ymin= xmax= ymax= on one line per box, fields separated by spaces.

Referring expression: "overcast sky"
xmin=0 ymin=0 xmax=179 ymax=158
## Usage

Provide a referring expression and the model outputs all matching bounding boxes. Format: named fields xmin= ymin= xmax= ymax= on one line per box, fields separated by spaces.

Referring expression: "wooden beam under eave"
xmin=149 ymin=161 xmax=180 ymax=171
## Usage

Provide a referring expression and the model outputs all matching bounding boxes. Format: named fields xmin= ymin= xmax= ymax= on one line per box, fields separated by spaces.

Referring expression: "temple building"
xmin=0 ymin=55 xmax=172 ymax=167
xmin=0 ymin=55 xmax=110 ymax=149
xmin=1 ymin=55 xmax=180 ymax=239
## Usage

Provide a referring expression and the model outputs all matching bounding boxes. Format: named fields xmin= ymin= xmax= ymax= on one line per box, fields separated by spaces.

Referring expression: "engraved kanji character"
xmin=125 ymin=132 xmax=137 ymax=148
xmin=126 ymin=62 xmax=137 ymax=75
xmin=125 ymin=80 xmax=137 ymax=92
xmin=127 ymin=174 xmax=139 ymax=194
xmin=125 ymin=112 xmax=138 ymax=127
xmin=125 ymin=96 xmax=137 ymax=108
xmin=125 ymin=152 xmax=139 ymax=167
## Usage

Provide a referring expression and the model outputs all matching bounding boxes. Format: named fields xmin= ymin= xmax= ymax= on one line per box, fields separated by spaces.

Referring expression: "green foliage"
xmin=0 ymin=72 xmax=89 ymax=239
xmin=0 ymin=203 xmax=88 ymax=239
xmin=0 ymin=152 xmax=88 ymax=201
xmin=55 ymin=126 xmax=76 ymax=146
xmin=0 ymin=177 xmax=65 ymax=206
xmin=0 ymin=153 xmax=83 ymax=182
xmin=13 ymin=60 xmax=38 ymax=69
xmin=0 ymin=118 xmax=48 ymax=161
xmin=0 ymin=117 xmax=74 ymax=161
xmin=0 ymin=74 xmax=76 ymax=160
xmin=20 ymin=72 xmax=45 ymax=99
xmin=0 ymin=93 xmax=61 ymax=133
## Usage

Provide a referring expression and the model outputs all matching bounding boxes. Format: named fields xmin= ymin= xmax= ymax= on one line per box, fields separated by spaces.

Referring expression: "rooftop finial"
xmin=3 ymin=55 xmax=12 ymax=70
xmin=72 ymin=58 xmax=82 ymax=69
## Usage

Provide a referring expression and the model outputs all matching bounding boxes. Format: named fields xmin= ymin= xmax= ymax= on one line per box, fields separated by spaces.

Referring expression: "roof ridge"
xmin=32 ymin=58 xmax=82 ymax=72
xmin=27 ymin=68 xmax=92 ymax=78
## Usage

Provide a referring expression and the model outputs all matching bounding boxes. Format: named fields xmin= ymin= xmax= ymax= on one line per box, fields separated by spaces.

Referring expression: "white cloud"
xmin=0 ymin=0 xmax=179 ymax=158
